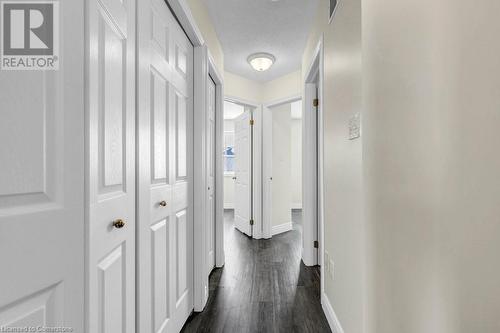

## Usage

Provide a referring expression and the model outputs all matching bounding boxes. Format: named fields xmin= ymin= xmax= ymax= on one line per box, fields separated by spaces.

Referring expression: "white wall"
xmin=186 ymin=0 xmax=224 ymax=74
xmin=290 ymin=101 xmax=302 ymax=209
xmin=271 ymin=104 xmax=292 ymax=227
xmin=364 ymin=0 xmax=500 ymax=332
xmin=302 ymin=0 xmax=500 ymax=332
xmin=302 ymin=0 xmax=364 ymax=332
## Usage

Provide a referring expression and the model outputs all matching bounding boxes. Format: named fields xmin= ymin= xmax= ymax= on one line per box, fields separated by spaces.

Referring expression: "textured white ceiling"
xmin=202 ymin=0 xmax=319 ymax=82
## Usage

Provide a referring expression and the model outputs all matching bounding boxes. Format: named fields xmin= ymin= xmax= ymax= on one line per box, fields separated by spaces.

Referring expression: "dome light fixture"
xmin=247 ymin=52 xmax=275 ymax=72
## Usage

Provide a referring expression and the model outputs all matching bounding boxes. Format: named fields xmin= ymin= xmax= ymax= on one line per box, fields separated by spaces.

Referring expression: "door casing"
xmin=303 ymin=35 xmax=325 ymax=306
xmin=193 ymin=47 xmax=224 ymax=311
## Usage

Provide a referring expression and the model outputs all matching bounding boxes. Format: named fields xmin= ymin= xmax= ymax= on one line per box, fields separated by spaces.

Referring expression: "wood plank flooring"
xmin=181 ymin=210 xmax=331 ymax=333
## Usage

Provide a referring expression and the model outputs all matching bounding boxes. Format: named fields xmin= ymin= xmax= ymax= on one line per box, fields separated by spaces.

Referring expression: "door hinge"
xmin=314 ymin=240 xmax=319 ymax=248
xmin=250 ymin=119 xmax=254 ymax=126
xmin=249 ymin=219 xmax=254 ymax=226
xmin=313 ymin=99 xmax=319 ymax=107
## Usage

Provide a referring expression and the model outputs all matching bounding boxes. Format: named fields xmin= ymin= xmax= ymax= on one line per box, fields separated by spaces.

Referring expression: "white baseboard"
xmin=224 ymin=204 xmax=234 ymax=209
xmin=271 ymin=222 xmax=293 ymax=236
xmin=322 ymin=293 xmax=344 ymax=333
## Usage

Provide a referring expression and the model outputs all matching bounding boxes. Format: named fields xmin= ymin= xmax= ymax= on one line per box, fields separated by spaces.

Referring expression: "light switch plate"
xmin=349 ymin=113 xmax=361 ymax=140
xmin=324 ymin=250 xmax=330 ymax=274
xmin=330 ymin=259 xmax=335 ymax=281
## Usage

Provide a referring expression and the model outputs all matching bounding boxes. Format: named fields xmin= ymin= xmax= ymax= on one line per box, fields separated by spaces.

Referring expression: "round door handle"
xmin=159 ymin=201 xmax=167 ymax=207
xmin=113 ymin=219 xmax=125 ymax=229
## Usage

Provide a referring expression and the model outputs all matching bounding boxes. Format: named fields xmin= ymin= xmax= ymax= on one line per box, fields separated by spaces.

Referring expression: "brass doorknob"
xmin=159 ymin=201 xmax=167 ymax=207
xmin=113 ymin=219 xmax=125 ymax=229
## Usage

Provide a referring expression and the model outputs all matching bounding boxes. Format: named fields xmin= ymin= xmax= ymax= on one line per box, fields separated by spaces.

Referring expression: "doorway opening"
xmin=262 ymin=98 xmax=303 ymax=239
xmin=223 ymin=99 xmax=258 ymax=241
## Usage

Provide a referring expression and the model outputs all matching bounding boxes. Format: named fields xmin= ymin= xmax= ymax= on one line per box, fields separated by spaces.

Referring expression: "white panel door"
xmin=137 ymin=0 xmax=194 ymax=331
xmin=0 ymin=1 xmax=85 ymax=330
xmin=234 ymin=111 xmax=252 ymax=236
xmin=87 ymin=0 xmax=136 ymax=331
xmin=206 ymin=76 xmax=216 ymax=271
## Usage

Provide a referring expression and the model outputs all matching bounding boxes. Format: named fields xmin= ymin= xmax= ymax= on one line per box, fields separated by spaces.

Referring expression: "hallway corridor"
xmin=181 ymin=211 xmax=330 ymax=332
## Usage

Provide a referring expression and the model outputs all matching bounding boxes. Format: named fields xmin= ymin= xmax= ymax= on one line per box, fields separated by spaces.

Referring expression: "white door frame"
xmin=193 ymin=46 xmax=224 ymax=311
xmin=209 ymin=54 xmax=225 ymax=270
xmin=262 ymin=95 xmax=302 ymax=239
xmin=224 ymin=96 xmax=263 ymax=239
xmin=166 ymin=0 xmax=204 ymax=46
xmin=303 ymin=36 xmax=324 ymax=298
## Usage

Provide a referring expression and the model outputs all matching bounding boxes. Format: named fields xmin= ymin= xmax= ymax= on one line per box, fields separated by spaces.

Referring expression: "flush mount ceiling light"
xmin=247 ymin=53 xmax=275 ymax=72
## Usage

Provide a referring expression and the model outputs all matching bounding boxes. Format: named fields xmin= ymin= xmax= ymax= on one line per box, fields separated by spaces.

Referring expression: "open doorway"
xmin=223 ymin=99 xmax=258 ymax=240
xmin=262 ymin=99 xmax=303 ymax=238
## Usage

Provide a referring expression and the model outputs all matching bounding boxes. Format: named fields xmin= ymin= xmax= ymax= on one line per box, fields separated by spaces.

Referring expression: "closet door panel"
xmin=137 ymin=0 xmax=194 ymax=331
xmin=0 ymin=0 xmax=85 ymax=331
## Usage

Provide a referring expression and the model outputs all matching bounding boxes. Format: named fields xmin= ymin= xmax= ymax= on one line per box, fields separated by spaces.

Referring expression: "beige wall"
xmin=302 ymin=0 xmax=364 ymax=332
xmin=305 ymin=0 xmax=500 ymax=332
xmin=186 ymin=0 xmax=224 ymax=75
xmin=364 ymin=0 xmax=500 ymax=332
xmin=262 ymin=70 xmax=302 ymax=103
xmin=224 ymin=72 xmax=263 ymax=103
xmin=225 ymin=70 xmax=302 ymax=104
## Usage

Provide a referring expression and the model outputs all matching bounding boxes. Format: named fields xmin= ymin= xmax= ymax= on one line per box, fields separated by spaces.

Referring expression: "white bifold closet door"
xmin=0 ymin=0 xmax=85 ymax=329
xmin=87 ymin=0 xmax=136 ymax=331
xmin=136 ymin=0 xmax=194 ymax=331
xmin=234 ymin=111 xmax=252 ymax=236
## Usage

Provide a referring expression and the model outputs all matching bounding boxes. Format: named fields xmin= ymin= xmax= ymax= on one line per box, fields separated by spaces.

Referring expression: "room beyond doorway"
xmin=223 ymin=99 xmax=259 ymax=238
xmin=262 ymin=98 xmax=303 ymax=239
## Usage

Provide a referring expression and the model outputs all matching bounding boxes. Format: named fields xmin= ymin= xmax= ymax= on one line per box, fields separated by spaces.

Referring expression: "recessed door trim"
xmin=303 ymin=35 xmax=325 ymax=301
xmin=193 ymin=46 xmax=224 ymax=311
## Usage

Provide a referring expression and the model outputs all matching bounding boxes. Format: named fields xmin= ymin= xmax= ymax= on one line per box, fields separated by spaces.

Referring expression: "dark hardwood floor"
xmin=181 ymin=210 xmax=331 ymax=333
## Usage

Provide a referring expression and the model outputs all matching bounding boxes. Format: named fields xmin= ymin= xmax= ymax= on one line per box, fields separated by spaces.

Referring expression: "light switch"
xmin=349 ymin=113 xmax=361 ymax=140
xmin=330 ymin=259 xmax=335 ymax=281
